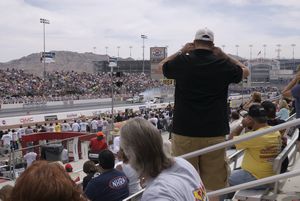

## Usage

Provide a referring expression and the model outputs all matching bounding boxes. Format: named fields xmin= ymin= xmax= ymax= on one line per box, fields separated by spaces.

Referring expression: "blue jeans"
xmin=221 ymin=169 xmax=271 ymax=200
xmin=229 ymin=169 xmax=270 ymax=190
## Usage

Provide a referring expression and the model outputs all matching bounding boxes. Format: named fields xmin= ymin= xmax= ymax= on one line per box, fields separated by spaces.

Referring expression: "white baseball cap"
xmin=195 ymin=28 xmax=214 ymax=42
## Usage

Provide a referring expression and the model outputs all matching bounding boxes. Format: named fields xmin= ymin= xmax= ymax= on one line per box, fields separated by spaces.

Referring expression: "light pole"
xmin=249 ymin=44 xmax=253 ymax=87
xmin=235 ymin=45 xmax=239 ymax=56
xmin=292 ymin=44 xmax=296 ymax=69
xmin=141 ymin=34 xmax=147 ymax=74
xmin=40 ymin=18 xmax=50 ymax=79
xmin=116 ymin=46 xmax=120 ymax=71
xmin=105 ymin=46 xmax=108 ymax=55
xmin=263 ymin=44 xmax=267 ymax=59
xmin=129 ymin=46 xmax=132 ymax=57
xmin=93 ymin=46 xmax=96 ymax=53
xmin=249 ymin=44 xmax=253 ymax=60
xmin=117 ymin=46 xmax=120 ymax=58
xmin=129 ymin=46 xmax=132 ymax=73
xmin=108 ymin=58 xmax=117 ymax=126
xmin=276 ymin=44 xmax=281 ymax=59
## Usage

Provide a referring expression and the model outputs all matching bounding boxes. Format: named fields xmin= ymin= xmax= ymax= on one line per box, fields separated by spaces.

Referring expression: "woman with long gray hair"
xmin=120 ymin=118 xmax=208 ymax=201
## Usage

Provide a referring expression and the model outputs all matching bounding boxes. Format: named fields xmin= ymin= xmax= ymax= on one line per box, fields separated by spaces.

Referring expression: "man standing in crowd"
xmin=282 ymin=65 xmax=300 ymax=151
xmin=61 ymin=120 xmax=71 ymax=132
xmin=85 ymin=150 xmax=129 ymax=201
xmin=159 ymin=27 xmax=250 ymax=199
xmin=72 ymin=120 xmax=80 ymax=132
xmin=89 ymin=132 xmax=108 ymax=162
xmin=227 ymin=105 xmax=281 ymax=198
xmin=90 ymin=118 xmax=98 ymax=133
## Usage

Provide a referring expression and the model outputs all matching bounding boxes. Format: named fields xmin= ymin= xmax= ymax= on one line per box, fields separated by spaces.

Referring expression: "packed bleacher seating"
xmin=0 ymin=68 xmax=165 ymax=104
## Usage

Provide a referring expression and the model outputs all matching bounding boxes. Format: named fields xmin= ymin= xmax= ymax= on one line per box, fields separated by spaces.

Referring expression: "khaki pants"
xmin=172 ymin=133 xmax=229 ymax=190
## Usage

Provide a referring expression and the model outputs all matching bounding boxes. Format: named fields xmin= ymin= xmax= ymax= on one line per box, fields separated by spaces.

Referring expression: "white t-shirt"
xmin=61 ymin=123 xmax=71 ymax=131
xmin=79 ymin=122 xmax=89 ymax=132
xmin=1 ymin=134 xmax=12 ymax=146
xmin=47 ymin=126 xmax=55 ymax=132
xmin=61 ymin=149 xmax=69 ymax=162
xmin=24 ymin=152 xmax=37 ymax=166
xmin=17 ymin=128 xmax=26 ymax=139
xmin=91 ymin=120 xmax=98 ymax=130
xmin=142 ymin=157 xmax=208 ymax=201
xmin=72 ymin=123 xmax=80 ymax=132
xmin=11 ymin=132 xmax=18 ymax=142
xmin=112 ymin=136 xmax=120 ymax=154
xmin=121 ymin=163 xmax=142 ymax=195
xmin=148 ymin=117 xmax=158 ymax=127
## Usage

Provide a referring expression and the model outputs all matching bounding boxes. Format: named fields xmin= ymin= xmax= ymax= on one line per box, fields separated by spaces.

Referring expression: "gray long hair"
xmin=120 ymin=118 xmax=173 ymax=178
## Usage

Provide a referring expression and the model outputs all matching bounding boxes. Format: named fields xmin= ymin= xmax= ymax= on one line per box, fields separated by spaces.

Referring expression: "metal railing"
xmin=181 ymin=118 xmax=300 ymax=160
xmin=122 ymin=117 xmax=300 ymax=200
xmin=0 ymin=131 xmax=100 ymax=181
xmin=2 ymin=115 xmax=299 ymax=200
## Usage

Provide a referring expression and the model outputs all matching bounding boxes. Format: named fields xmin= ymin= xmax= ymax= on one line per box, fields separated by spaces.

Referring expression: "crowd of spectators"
xmin=229 ymin=85 xmax=280 ymax=97
xmin=0 ymin=68 xmax=165 ymax=104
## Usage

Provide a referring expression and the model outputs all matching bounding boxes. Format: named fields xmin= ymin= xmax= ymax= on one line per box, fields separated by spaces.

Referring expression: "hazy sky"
xmin=0 ymin=0 xmax=299 ymax=62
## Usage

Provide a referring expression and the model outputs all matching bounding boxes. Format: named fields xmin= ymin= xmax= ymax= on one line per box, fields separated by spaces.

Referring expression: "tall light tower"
xmin=276 ymin=44 xmax=281 ymax=59
xmin=129 ymin=46 xmax=133 ymax=73
xmin=40 ymin=18 xmax=50 ymax=79
xmin=292 ymin=44 xmax=296 ymax=69
xmin=117 ymin=46 xmax=120 ymax=58
xmin=141 ymin=34 xmax=147 ymax=74
xmin=129 ymin=46 xmax=132 ymax=57
xmin=263 ymin=44 xmax=267 ymax=59
xmin=93 ymin=46 xmax=96 ymax=53
xmin=105 ymin=46 xmax=108 ymax=55
xmin=249 ymin=44 xmax=253 ymax=60
xmin=235 ymin=45 xmax=239 ymax=56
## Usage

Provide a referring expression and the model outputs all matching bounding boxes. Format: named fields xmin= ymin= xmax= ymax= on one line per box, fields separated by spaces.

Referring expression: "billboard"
xmin=150 ymin=47 xmax=167 ymax=63
xmin=41 ymin=52 xmax=55 ymax=63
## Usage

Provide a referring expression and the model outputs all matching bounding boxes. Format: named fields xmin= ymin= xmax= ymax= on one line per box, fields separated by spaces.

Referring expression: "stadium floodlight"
xmin=263 ymin=44 xmax=267 ymax=59
xmin=129 ymin=46 xmax=132 ymax=57
xmin=40 ymin=18 xmax=50 ymax=79
xmin=292 ymin=44 xmax=296 ymax=69
xmin=141 ymin=34 xmax=148 ymax=73
xmin=235 ymin=45 xmax=239 ymax=56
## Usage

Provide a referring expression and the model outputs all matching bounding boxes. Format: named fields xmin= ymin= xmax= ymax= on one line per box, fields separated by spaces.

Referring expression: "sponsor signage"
xmin=161 ymin=79 xmax=174 ymax=85
xmin=150 ymin=47 xmax=167 ymax=62
xmin=20 ymin=117 xmax=34 ymax=124
xmin=108 ymin=57 xmax=118 ymax=67
xmin=41 ymin=52 xmax=55 ymax=63
xmin=23 ymin=102 xmax=47 ymax=109
xmin=67 ymin=113 xmax=78 ymax=118
xmin=44 ymin=115 xmax=58 ymax=121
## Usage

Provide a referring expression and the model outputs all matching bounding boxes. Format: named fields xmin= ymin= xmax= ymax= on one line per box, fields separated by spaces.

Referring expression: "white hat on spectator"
xmin=195 ymin=28 xmax=214 ymax=42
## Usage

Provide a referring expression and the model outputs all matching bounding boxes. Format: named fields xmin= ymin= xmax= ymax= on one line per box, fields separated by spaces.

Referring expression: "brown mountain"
xmin=0 ymin=51 xmax=110 ymax=76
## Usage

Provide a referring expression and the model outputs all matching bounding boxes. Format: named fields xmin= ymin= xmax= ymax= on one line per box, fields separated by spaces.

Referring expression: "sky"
xmin=0 ymin=0 xmax=300 ymax=62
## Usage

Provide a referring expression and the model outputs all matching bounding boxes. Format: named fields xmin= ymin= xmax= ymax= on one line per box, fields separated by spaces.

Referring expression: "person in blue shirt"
xmin=85 ymin=150 xmax=129 ymax=201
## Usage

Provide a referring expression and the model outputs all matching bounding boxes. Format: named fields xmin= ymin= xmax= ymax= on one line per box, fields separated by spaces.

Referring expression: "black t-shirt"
xmin=163 ymin=49 xmax=243 ymax=137
xmin=83 ymin=172 xmax=96 ymax=191
xmin=85 ymin=169 xmax=129 ymax=201
xmin=267 ymin=119 xmax=285 ymax=126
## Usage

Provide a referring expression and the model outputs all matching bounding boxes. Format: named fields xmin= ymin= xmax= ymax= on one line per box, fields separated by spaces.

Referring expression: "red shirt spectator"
xmin=89 ymin=132 xmax=108 ymax=153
